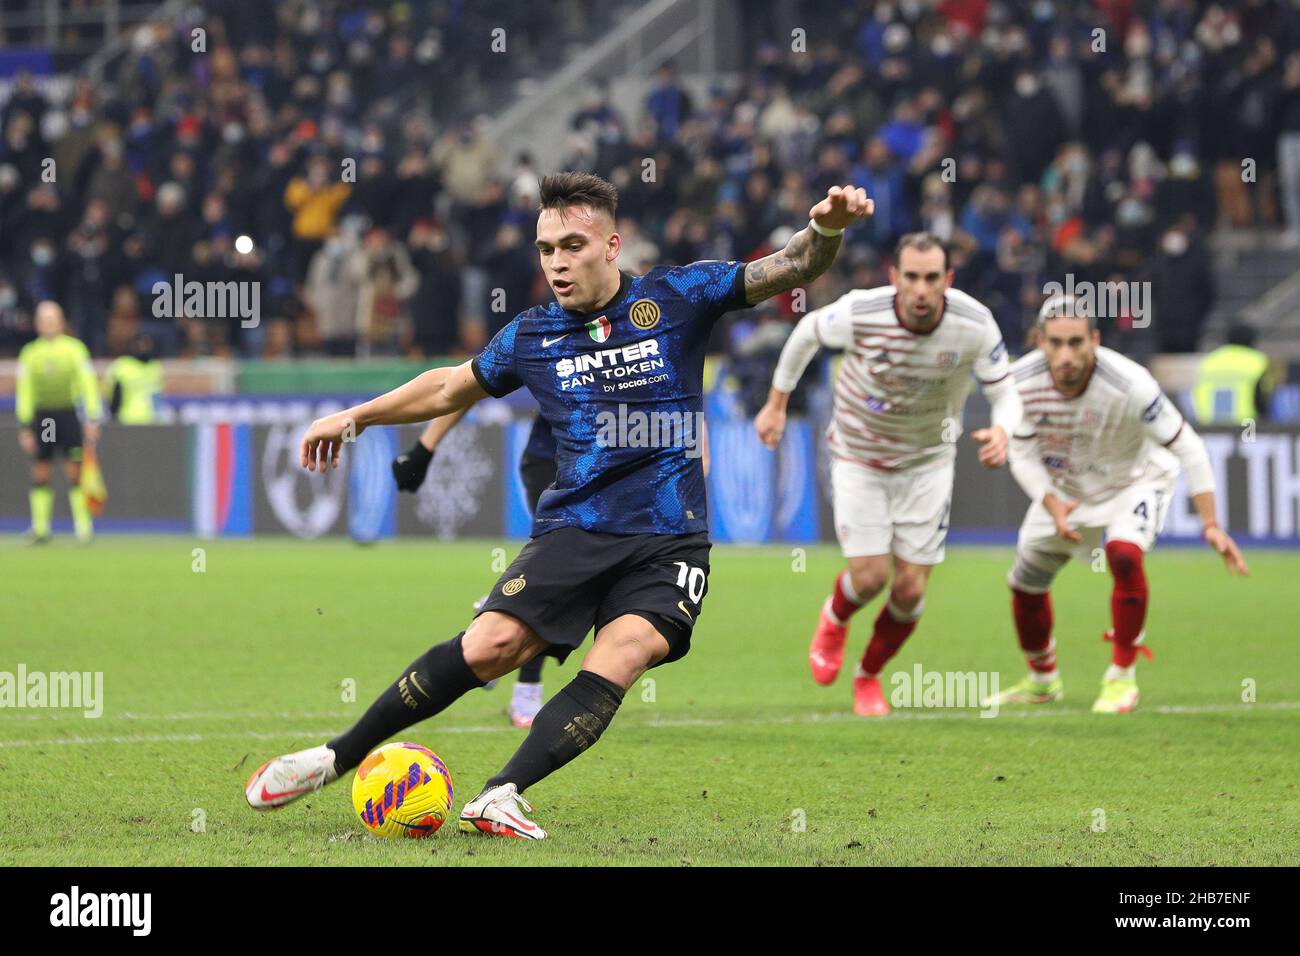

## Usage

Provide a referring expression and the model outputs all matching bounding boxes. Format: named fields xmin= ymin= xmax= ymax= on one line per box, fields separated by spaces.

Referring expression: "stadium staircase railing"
xmin=484 ymin=0 xmax=737 ymax=170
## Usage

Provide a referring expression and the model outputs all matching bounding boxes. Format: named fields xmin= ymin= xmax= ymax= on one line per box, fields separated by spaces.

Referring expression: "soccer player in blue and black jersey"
xmin=246 ymin=172 xmax=873 ymax=838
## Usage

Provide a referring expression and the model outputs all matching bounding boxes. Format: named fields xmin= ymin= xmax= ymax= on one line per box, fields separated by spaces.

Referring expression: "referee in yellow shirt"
xmin=15 ymin=301 xmax=102 ymax=543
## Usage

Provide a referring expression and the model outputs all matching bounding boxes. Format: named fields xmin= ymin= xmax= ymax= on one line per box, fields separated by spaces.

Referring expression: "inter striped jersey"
xmin=474 ymin=262 xmax=747 ymax=536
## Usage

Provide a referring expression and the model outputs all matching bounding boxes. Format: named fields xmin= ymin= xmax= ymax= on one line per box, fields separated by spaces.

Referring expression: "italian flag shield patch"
xmin=586 ymin=315 xmax=612 ymax=343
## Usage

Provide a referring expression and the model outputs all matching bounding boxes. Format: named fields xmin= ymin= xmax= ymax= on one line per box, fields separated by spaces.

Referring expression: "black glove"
xmin=392 ymin=440 xmax=434 ymax=492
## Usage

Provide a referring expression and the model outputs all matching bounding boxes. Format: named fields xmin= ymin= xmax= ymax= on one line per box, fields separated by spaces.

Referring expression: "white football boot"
xmin=245 ymin=744 xmax=339 ymax=809
xmin=458 ymin=783 xmax=547 ymax=840
xmin=509 ymin=682 xmax=543 ymax=728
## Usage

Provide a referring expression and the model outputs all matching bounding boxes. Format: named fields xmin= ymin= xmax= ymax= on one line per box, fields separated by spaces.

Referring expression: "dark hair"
xmin=895 ymin=232 xmax=949 ymax=271
xmin=538 ymin=172 xmax=618 ymax=219
xmin=1036 ymin=293 xmax=1097 ymax=332
xmin=1226 ymin=322 xmax=1258 ymax=348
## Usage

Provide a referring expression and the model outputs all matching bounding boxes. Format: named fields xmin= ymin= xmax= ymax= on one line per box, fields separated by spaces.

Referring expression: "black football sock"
xmin=485 ymin=670 xmax=624 ymax=793
xmin=328 ymin=633 xmax=483 ymax=774
xmin=518 ymin=655 xmax=544 ymax=684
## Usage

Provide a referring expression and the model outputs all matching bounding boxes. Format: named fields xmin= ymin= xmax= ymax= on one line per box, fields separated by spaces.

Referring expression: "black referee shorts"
xmin=30 ymin=408 xmax=84 ymax=462
xmin=476 ymin=526 xmax=712 ymax=666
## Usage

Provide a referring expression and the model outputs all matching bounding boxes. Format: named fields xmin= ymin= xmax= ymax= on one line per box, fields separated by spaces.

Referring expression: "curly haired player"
xmin=987 ymin=294 xmax=1248 ymax=714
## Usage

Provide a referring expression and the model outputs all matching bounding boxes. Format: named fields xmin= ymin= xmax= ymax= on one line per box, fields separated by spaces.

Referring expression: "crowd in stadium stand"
xmin=2 ymin=0 xmax=1299 ymax=364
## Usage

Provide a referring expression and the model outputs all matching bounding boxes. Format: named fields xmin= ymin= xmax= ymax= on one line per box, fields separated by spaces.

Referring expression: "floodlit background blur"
xmin=1 ymin=0 xmax=1297 ymax=544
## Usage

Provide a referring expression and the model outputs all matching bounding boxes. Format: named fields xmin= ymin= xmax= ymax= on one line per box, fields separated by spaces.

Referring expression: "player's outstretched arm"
xmin=755 ymin=295 xmax=856 ymax=449
xmin=301 ymin=361 xmax=486 ymax=472
xmin=1145 ymin=397 xmax=1248 ymax=575
xmin=743 ymin=185 xmax=873 ymax=306
xmin=1191 ymin=489 xmax=1248 ymax=575
xmin=391 ymin=407 xmax=470 ymax=492
xmin=1169 ymin=423 xmax=1249 ymax=575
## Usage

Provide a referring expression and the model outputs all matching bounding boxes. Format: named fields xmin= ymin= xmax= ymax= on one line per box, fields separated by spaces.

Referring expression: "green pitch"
xmin=1 ymin=537 xmax=1295 ymax=866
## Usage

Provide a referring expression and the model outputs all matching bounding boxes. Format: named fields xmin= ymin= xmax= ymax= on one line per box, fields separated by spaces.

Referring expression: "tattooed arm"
xmin=743 ymin=185 xmax=874 ymax=306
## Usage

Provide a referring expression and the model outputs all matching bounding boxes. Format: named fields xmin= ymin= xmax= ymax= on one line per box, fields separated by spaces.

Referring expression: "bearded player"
xmin=754 ymin=233 xmax=1022 ymax=717
xmin=987 ymin=294 xmax=1247 ymax=714
xmin=245 ymin=173 xmax=873 ymax=838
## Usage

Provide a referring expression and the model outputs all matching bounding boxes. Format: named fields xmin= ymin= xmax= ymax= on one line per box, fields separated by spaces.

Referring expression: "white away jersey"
xmin=812 ymin=286 xmax=1010 ymax=471
xmin=1010 ymin=346 xmax=1184 ymax=504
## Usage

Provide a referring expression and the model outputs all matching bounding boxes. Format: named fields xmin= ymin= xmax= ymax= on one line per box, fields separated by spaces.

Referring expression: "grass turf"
xmin=0 ymin=536 xmax=1296 ymax=866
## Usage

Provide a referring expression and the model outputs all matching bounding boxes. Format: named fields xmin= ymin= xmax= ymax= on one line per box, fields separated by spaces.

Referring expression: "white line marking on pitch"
xmin=0 ymin=710 xmax=361 ymax=722
xmin=0 ymin=701 xmax=1295 ymax=748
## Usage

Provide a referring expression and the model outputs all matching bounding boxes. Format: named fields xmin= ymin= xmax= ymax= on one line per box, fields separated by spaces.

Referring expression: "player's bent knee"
xmin=463 ymin=611 xmax=537 ymax=671
xmin=1009 ymin=550 xmax=1065 ymax=594
xmin=890 ymin=577 xmax=927 ymax=611
xmin=847 ymin=562 xmax=889 ymax=599
xmin=585 ymin=616 xmax=670 ymax=688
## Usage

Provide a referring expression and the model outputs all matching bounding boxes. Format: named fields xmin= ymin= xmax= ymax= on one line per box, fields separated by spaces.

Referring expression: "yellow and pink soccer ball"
xmin=351 ymin=742 xmax=454 ymax=839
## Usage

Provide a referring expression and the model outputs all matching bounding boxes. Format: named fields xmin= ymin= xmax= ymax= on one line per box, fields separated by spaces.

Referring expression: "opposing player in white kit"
xmin=989 ymin=294 xmax=1248 ymax=714
xmin=755 ymin=234 xmax=1023 ymax=716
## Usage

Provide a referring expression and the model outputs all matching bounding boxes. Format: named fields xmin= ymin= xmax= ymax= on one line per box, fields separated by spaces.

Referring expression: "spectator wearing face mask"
xmin=1147 ymin=226 xmax=1214 ymax=353
xmin=86 ymin=135 xmax=137 ymax=223
xmin=1002 ymin=70 xmax=1068 ymax=184
xmin=407 ymin=218 xmax=464 ymax=358
xmin=22 ymin=237 xmax=62 ymax=306
xmin=356 ymin=226 xmax=419 ymax=357
xmin=304 ymin=227 xmax=366 ymax=357
xmin=147 ymin=182 xmax=200 ymax=279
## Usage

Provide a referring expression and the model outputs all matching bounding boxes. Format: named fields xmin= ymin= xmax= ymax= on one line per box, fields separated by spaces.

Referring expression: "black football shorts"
xmin=476 ymin=526 xmax=711 ymax=666
xmin=31 ymin=408 xmax=84 ymax=462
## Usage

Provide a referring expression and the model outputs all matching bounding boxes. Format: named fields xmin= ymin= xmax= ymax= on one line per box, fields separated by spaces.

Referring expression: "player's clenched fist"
xmin=810 ymin=185 xmax=874 ymax=232
xmin=754 ymin=400 xmax=787 ymax=450
xmin=301 ymin=410 xmax=363 ymax=472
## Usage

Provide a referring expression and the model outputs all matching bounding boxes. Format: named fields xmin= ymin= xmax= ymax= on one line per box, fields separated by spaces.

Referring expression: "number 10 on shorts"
xmin=673 ymin=561 xmax=706 ymax=604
